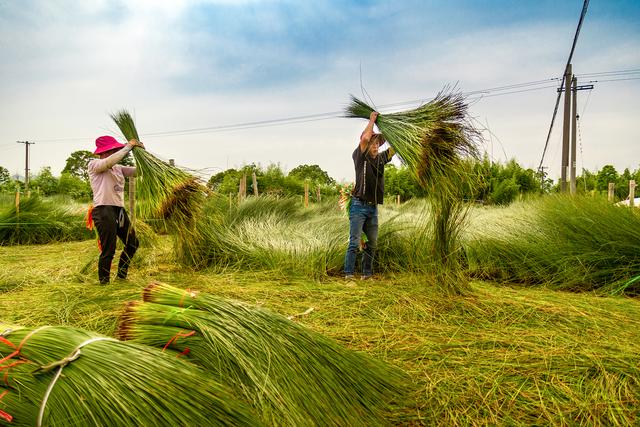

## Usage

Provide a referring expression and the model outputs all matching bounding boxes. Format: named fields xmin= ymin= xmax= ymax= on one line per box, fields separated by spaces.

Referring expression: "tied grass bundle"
xmin=109 ymin=110 xmax=205 ymax=222
xmin=345 ymin=90 xmax=480 ymax=187
xmin=0 ymin=324 xmax=261 ymax=426
xmin=118 ymin=282 xmax=408 ymax=426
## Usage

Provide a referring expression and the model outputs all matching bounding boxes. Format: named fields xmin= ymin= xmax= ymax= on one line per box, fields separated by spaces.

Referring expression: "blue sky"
xmin=0 ymin=0 xmax=638 ymax=182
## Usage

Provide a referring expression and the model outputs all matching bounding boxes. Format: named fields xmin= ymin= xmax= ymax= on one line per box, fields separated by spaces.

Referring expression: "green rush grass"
xmin=0 ymin=197 xmax=92 ymax=246
xmin=0 ymin=323 xmax=262 ymax=426
xmin=118 ymin=282 xmax=408 ymax=426
xmin=465 ymin=194 xmax=640 ymax=295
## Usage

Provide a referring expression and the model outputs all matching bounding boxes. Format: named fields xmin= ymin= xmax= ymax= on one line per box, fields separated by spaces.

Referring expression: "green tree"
xmin=59 ymin=172 xmax=92 ymax=200
xmin=0 ymin=166 xmax=10 ymax=189
xmin=62 ymin=150 xmax=95 ymax=181
xmin=288 ymin=164 xmax=335 ymax=186
xmin=596 ymin=165 xmax=618 ymax=192
xmin=31 ymin=167 xmax=59 ymax=196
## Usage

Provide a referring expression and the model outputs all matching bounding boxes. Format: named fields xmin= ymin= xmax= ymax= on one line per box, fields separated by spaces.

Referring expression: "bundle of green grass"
xmin=110 ymin=110 xmax=205 ymax=223
xmin=345 ymin=90 xmax=480 ymax=187
xmin=0 ymin=323 xmax=261 ymax=426
xmin=118 ymin=282 xmax=407 ymax=426
xmin=0 ymin=197 xmax=92 ymax=245
xmin=466 ymin=195 xmax=640 ymax=295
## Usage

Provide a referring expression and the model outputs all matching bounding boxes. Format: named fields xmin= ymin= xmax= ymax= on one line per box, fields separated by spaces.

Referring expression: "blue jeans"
xmin=344 ymin=199 xmax=379 ymax=276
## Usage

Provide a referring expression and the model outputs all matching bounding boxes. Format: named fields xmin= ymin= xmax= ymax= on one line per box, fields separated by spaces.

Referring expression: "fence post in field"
xmin=169 ymin=159 xmax=175 ymax=167
xmin=397 ymin=194 xmax=400 ymax=205
xmin=316 ymin=187 xmax=321 ymax=203
xmin=608 ymin=182 xmax=615 ymax=202
xmin=239 ymin=173 xmax=247 ymax=203
xmin=15 ymin=191 xmax=20 ymax=214
xmin=129 ymin=178 xmax=136 ymax=228
xmin=630 ymin=180 xmax=636 ymax=208
xmin=304 ymin=180 xmax=309 ymax=208
xmin=252 ymin=172 xmax=259 ymax=196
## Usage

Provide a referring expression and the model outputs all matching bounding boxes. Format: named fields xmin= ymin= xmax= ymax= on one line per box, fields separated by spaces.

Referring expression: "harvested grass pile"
xmin=345 ymin=90 xmax=480 ymax=186
xmin=118 ymin=282 xmax=407 ymax=426
xmin=466 ymin=194 xmax=640 ymax=295
xmin=110 ymin=110 xmax=206 ymax=223
xmin=0 ymin=197 xmax=91 ymax=245
xmin=0 ymin=323 xmax=261 ymax=426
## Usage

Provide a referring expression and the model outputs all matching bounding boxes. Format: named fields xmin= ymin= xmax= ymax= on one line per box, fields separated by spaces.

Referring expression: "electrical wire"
xmin=537 ymin=0 xmax=590 ymax=174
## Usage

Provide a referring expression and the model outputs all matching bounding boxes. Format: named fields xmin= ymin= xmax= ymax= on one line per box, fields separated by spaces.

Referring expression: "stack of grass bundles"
xmin=110 ymin=110 xmax=205 ymax=223
xmin=118 ymin=282 xmax=407 ymax=426
xmin=0 ymin=323 xmax=261 ymax=426
xmin=345 ymin=90 xmax=480 ymax=187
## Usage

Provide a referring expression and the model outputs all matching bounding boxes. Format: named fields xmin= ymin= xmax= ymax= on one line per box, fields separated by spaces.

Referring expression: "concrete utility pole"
xmin=16 ymin=141 xmax=35 ymax=191
xmin=570 ymin=76 xmax=578 ymax=194
xmin=557 ymin=70 xmax=593 ymax=194
xmin=561 ymin=64 xmax=572 ymax=193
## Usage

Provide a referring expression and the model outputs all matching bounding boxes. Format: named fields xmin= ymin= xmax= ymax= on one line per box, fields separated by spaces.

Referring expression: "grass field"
xmin=2 ymin=234 xmax=639 ymax=425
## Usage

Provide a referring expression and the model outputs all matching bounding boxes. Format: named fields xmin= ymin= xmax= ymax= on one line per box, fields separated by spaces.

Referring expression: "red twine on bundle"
xmin=162 ymin=330 xmax=196 ymax=352
xmin=0 ymin=390 xmax=13 ymax=422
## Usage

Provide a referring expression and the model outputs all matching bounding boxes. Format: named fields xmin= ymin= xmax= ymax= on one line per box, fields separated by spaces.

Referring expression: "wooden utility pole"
xmin=560 ymin=64 xmax=572 ymax=193
xmin=630 ymin=180 xmax=636 ymax=208
xmin=608 ymin=183 xmax=615 ymax=202
xmin=252 ymin=172 xmax=259 ymax=196
xmin=16 ymin=141 xmax=34 ymax=192
xmin=570 ymin=76 xmax=578 ymax=195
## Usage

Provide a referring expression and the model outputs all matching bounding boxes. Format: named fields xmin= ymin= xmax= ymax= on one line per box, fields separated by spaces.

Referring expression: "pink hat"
xmin=94 ymin=135 xmax=125 ymax=154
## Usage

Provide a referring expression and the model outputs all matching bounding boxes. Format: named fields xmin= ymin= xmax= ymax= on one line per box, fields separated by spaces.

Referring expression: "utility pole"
xmin=570 ymin=76 xmax=578 ymax=194
xmin=557 ymin=74 xmax=593 ymax=194
xmin=560 ymin=64 xmax=572 ymax=193
xmin=16 ymin=141 xmax=35 ymax=192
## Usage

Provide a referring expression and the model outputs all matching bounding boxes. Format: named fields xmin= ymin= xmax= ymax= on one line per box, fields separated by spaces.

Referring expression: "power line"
xmin=537 ymin=0 xmax=589 ymax=174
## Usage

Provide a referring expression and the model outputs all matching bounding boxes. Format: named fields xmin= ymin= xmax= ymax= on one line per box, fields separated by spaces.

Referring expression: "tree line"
xmin=1 ymin=150 xmax=638 ymax=205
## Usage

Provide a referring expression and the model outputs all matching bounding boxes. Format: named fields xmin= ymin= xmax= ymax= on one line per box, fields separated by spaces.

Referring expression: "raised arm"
xmin=359 ymin=111 xmax=379 ymax=152
xmin=91 ymin=139 xmax=144 ymax=173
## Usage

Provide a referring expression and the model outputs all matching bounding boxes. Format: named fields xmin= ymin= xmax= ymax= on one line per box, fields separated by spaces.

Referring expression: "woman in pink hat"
xmin=88 ymin=136 xmax=144 ymax=284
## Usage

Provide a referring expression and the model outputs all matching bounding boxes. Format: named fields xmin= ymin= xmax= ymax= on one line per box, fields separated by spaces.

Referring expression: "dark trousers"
xmin=91 ymin=205 xmax=139 ymax=284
